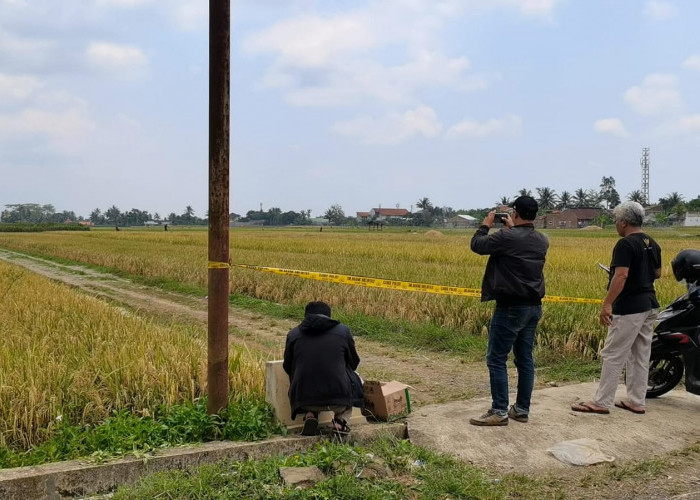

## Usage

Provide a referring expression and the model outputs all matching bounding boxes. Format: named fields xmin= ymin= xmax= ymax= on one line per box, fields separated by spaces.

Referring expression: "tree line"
xmin=0 ymin=204 xmax=207 ymax=226
xmin=2 ymin=177 xmax=698 ymax=227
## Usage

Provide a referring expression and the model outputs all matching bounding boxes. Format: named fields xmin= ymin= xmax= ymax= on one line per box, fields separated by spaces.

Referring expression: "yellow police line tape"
xmin=232 ymin=264 xmax=603 ymax=305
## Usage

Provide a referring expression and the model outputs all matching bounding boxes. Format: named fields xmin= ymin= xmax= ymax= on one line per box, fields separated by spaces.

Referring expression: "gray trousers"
xmin=593 ymin=309 xmax=658 ymax=408
xmin=302 ymin=405 xmax=353 ymax=422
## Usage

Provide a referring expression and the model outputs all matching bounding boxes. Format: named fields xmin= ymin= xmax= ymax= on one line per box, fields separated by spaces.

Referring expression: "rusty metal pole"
xmin=207 ymin=0 xmax=230 ymax=414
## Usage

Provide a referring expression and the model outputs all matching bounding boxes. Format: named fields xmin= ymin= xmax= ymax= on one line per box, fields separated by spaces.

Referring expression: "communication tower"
xmin=640 ymin=147 xmax=650 ymax=205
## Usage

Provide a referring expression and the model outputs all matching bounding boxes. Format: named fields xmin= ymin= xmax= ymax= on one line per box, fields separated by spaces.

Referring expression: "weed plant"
xmin=113 ymin=437 xmax=565 ymax=499
xmin=0 ymin=397 xmax=283 ymax=469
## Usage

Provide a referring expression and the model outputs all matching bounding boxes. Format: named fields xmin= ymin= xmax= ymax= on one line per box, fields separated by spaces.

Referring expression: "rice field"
xmin=0 ymin=226 xmax=696 ymax=360
xmin=0 ymin=259 xmax=266 ymax=449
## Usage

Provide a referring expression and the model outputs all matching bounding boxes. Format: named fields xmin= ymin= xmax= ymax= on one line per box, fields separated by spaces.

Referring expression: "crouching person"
xmin=283 ymin=301 xmax=365 ymax=436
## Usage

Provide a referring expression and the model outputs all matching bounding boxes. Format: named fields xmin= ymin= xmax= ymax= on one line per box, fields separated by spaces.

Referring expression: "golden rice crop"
xmin=0 ymin=260 xmax=265 ymax=449
xmin=0 ymin=227 xmax=696 ymax=358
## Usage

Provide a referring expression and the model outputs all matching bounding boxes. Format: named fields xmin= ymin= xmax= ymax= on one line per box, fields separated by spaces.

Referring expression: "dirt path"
xmin=0 ymin=248 xmax=492 ymax=408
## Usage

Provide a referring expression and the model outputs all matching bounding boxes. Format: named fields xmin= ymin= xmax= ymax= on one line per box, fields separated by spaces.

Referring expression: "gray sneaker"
xmin=508 ymin=405 xmax=528 ymax=423
xmin=469 ymin=409 xmax=508 ymax=426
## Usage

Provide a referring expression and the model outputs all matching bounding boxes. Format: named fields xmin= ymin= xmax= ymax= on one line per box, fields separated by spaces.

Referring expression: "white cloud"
xmin=406 ymin=0 xmax=561 ymax=17
xmin=0 ymin=92 xmax=94 ymax=153
xmin=683 ymin=54 xmax=700 ymax=71
xmin=243 ymin=0 xmax=553 ymax=109
xmin=500 ymin=0 xmax=561 ymax=16
xmin=0 ymin=73 xmax=41 ymax=105
xmin=243 ymin=14 xmax=376 ymax=68
xmin=171 ymin=1 xmax=207 ymax=31
xmin=268 ymin=51 xmax=480 ymax=107
xmin=658 ymin=114 xmax=700 ymax=137
xmin=96 ymin=0 xmax=152 ymax=6
xmin=675 ymin=114 xmax=700 ymax=133
xmin=623 ymin=73 xmax=682 ymax=115
xmin=0 ymin=30 xmax=57 ymax=70
xmin=85 ymin=42 xmax=148 ymax=76
xmin=333 ymin=105 xmax=442 ymax=144
xmin=445 ymin=115 xmax=523 ymax=140
xmin=642 ymin=0 xmax=678 ymax=21
xmin=593 ymin=118 xmax=629 ymax=138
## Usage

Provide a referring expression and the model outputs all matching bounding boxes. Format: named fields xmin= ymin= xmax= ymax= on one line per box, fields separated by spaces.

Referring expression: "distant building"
xmin=681 ymin=212 xmax=700 ymax=227
xmin=541 ymin=208 xmax=605 ymax=229
xmin=356 ymin=211 xmax=371 ymax=223
xmin=643 ymin=203 xmax=664 ymax=224
xmin=144 ymin=220 xmax=159 ymax=226
xmin=368 ymin=208 xmax=409 ymax=222
xmin=445 ymin=214 xmax=477 ymax=228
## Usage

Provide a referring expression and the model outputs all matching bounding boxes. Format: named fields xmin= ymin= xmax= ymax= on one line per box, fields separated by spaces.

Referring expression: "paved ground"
xmin=407 ymin=381 xmax=700 ymax=475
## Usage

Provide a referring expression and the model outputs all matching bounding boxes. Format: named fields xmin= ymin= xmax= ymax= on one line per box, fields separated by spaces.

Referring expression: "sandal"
xmin=330 ymin=417 xmax=351 ymax=435
xmin=300 ymin=412 xmax=319 ymax=436
xmin=571 ymin=402 xmax=609 ymax=414
xmin=615 ymin=401 xmax=646 ymax=414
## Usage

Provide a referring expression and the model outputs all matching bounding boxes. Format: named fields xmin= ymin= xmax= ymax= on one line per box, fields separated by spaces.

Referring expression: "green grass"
xmin=0 ymin=397 xmax=284 ymax=469
xmin=113 ymin=437 xmax=565 ymax=500
xmin=535 ymin=356 xmax=602 ymax=383
xmin=111 ymin=439 xmax=700 ymax=500
xmin=0 ymin=222 xmax=89 ymax=232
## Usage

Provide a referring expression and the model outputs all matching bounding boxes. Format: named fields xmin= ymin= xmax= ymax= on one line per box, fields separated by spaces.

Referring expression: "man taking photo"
xmin=469 ymin=196 xmax=549 ymax=426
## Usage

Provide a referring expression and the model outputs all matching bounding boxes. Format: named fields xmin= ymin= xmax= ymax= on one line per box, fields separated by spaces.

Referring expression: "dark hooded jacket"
xmin=283 ymin=314 xmax=364 ymax=419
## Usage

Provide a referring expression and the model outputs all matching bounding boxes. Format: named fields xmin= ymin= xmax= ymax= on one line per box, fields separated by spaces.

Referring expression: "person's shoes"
xmin=571 ymin=402 xmax=609 ymax=414
xmin=469 ymin=409 xmax=508 ymax=426
xmin=330 ymin=417 xmax=351 ymax=435
xmin=300 ymin=412 xmax=319 ymax=436
xmin=508 ymin=405 xmax=529 ymax=423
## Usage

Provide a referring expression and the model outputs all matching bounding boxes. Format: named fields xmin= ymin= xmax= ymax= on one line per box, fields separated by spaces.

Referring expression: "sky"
xmin=1 ymin=0 xmax=699 ymax=219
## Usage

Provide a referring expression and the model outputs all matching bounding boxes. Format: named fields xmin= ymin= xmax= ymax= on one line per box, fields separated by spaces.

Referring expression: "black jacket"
xmin=471 ymin=223 xmax=549 ymax=305
xmin=283 ymin=314 xmax=364 ymax=419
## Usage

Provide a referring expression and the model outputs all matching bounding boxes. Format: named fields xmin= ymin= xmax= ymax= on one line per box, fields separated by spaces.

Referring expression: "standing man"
xmin=283 ymin=301 xmax=365 ymax=435
xmin=470 ymin=196 xmax=549 ymax=426
xmin=572 ymin=201 xmax=661 ymax=415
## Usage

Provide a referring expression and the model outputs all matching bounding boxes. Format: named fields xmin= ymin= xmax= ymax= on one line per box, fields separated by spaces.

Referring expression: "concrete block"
xmin=265 ymin=360 xmax=366 ymax=430
xmin=279 ymin=466 xmax=324 ymax=487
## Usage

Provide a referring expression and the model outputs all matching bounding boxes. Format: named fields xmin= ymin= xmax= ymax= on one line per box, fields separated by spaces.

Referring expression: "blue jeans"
xmin=486 ymin=304 xmax=542 ymax=414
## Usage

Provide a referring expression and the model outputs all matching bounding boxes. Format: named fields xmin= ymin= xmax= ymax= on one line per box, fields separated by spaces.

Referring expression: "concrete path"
xmin=407 ymin=382 xmax=700 ymax=474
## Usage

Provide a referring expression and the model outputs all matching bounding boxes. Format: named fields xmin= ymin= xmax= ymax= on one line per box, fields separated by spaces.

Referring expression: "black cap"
xmin=510 ymin=196 xmax=538 ymax=220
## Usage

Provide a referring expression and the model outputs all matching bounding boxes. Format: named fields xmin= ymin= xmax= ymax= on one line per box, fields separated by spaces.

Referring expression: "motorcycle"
xmin=599 ymin=249 xmax=700 ymax=398
xmin=647 ymin=279 xmax=700 ymax=398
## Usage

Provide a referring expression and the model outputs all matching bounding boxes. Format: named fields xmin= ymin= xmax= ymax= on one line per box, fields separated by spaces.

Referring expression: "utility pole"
xmin=640 ymin=147 xmax=650 ymax=205
xmin=207 ymin=0 xmax=230 ymax=414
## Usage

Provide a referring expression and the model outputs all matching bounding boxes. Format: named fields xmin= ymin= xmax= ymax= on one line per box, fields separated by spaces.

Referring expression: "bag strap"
xmin=641 ymin=235 xmax=660 ymax=269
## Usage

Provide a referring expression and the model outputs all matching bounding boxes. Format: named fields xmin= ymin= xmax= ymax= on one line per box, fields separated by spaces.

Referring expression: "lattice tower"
xmin=640 ymin=148 xmax=650 ymax=205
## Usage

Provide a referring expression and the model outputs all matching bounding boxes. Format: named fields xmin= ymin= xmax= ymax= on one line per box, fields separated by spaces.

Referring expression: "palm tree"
xmin=517 ymin=188 xmax=532 ymax=197
xmin=627 ymin=190 xmax=645 ymax=203
xmin=498 ymin=196 xmax=510 ymax=206
xmin=536 ymin=187 xmax=557 ymax=211
xmin=572 ymin=188 xmax=591 ymax=208
xmin=658 ymin=192 xmax=684 ymax=212
xmin=558 ymin=191 xmax=571 ymax=209
xmin=416 ymin=197 xmax=433 ymax=211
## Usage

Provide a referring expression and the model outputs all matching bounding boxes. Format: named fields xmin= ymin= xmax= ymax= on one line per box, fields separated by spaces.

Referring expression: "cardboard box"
xmin=362 ymin=380 xmax=411 ymax=420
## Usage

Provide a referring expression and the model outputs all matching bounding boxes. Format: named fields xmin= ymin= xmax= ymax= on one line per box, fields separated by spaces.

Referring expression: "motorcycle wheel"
xmin=646 ymin=352 xmax=684 ymax=398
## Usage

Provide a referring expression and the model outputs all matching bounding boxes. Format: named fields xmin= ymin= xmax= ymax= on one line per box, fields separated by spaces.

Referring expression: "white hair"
xmin=612 ymin=201 xmax=645 ymax=226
